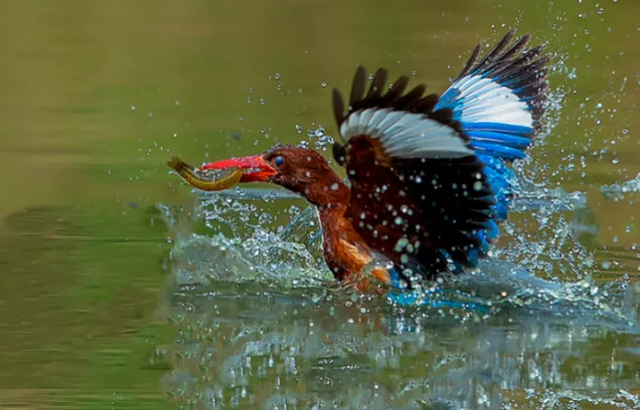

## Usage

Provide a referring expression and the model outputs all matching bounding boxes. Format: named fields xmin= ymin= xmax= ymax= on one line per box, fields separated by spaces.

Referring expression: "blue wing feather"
xmin=433 ymin=31 xmax=548 ymax=269
xmin=465 ymin=130 xmax=532 ymax=148
xmin=470 ymin=141 xmax=528 ymax=160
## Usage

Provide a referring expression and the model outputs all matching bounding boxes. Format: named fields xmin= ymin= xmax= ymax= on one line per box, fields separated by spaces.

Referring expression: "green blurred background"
xmin=0 ymin=0 xmax=638 ymax=408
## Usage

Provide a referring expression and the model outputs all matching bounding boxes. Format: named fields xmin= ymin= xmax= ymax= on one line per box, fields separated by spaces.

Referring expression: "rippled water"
xmin=156 ymin=170 xmax=639 ymax=408
xmin=1 ymin=0 xmax=639 ymax=409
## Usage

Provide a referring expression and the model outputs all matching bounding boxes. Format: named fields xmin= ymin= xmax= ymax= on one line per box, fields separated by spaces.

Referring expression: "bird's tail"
xmin=435 ymin=30 xmax=549 ymax=264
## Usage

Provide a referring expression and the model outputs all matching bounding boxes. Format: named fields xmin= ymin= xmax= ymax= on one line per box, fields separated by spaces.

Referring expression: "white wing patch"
xmin=445 ymin=75 xmax=532 ymax=128
xmin=339 ymin=108 xmax=473 ymax=159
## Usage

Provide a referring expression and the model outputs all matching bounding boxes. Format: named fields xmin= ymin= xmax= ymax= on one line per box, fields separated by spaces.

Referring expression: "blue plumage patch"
xmin=465 ymin=129 xmax=532 ymax=148
xmin=470 ymin=141 xmax=527 ymax=160
xmin=461 ymin=122 xmax=533 ymax=135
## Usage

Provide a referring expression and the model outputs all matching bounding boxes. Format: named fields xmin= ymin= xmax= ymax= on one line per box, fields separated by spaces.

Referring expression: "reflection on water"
xmin=159 ymin=281 xmax=640 ymax=408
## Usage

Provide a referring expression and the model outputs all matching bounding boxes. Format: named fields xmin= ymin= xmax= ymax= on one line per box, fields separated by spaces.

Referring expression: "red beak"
xmin=199 ymin=155 xmax=277 ymax=183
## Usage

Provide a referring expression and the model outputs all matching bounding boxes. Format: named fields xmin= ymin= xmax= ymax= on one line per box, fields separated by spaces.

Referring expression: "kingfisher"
xmin=188 ymin=30 xmax=549 ymax=292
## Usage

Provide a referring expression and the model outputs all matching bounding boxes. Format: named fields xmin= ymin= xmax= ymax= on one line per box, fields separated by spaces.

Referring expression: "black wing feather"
xmin=455 ymin=31 xmax=549 ymax=126
xmin=349 ymin=66 xmax=366 ymax=108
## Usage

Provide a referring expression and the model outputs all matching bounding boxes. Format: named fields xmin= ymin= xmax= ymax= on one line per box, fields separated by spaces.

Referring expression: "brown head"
xmin=200 ymin=145 xmax=349 ymax=209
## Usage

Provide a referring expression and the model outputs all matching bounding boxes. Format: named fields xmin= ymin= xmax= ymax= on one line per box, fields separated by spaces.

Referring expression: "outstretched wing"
xmin=436 ymin=30 xmax=549 ymax=261
xmin=331 ymin=66 xmax=496 ymax=280
xmin=331 ymin=31 xmax=549 ymax=282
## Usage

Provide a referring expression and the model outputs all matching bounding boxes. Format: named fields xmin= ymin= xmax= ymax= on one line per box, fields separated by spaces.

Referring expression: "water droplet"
xmin=174 ymin=100 xmax=180 ymax=106
xmin=130 ymin=105 xmax=136 ymax=111
xmin=321 ymin=81 xmax=327 ymax=88
xmin=395 ymin=238 xmax=409 ymax=252
xmin=275 ymin=72 xmax=281 ymax=80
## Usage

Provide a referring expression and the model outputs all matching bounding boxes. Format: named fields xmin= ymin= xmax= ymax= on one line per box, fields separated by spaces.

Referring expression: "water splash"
xmin=497 ymin=185 xmax=595 ymax=282
xmin=169 ymin=231 xmax=330 ymax=288
xmin=602 ymin=173 xmax=640 ymax=199
xmin=160 ymin=194 xmax=331 ymax=289
xmin=523 ymin=389 xmax=640 ymax=409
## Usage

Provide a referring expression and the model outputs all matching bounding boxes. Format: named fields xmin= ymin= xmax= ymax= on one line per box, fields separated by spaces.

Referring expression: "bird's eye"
xmin=274 ymin=156 xmax=285 ymax=167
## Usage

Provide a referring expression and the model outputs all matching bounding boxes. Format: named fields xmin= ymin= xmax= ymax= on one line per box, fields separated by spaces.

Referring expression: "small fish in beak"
xmin=167 ymin=157 xmax=244 ymax=191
